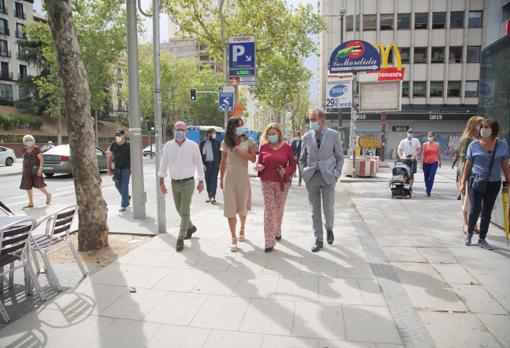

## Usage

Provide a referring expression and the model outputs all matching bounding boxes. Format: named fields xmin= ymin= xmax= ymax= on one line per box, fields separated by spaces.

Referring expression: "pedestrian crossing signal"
xmin=190 ymin=88 xmax=197 ymax=101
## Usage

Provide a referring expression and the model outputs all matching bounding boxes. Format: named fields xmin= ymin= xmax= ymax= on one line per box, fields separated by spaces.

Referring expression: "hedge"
xmin=0 ymin=114 xmax=43 ymax=130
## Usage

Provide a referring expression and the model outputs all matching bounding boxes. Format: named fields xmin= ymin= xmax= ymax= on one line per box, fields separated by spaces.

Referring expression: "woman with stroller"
xmin=422 ymin=132 xmax=441 ymax=197
xmin=461 ymin=118 xmax=510 ymax=250
xmin=457 ymin=116 xmax=484 ymax=234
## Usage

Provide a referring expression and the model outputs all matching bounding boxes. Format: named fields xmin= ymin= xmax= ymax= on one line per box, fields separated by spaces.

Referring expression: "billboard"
xmin=326 ymin=77 xmax=353 ymax=109
xmin=359 ymin=81 xmax=402 ymax=112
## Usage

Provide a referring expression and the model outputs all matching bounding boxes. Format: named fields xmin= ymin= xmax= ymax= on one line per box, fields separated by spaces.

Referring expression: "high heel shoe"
xmin=230 ymin=237 xmax=238 ymax=252
xmin=239 ymin=227 xmax=245 ymax=241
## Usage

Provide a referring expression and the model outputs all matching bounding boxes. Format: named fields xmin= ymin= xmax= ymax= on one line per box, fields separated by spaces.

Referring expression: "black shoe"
xmin=184 ymin=225 xmax=197 ymax=240
xmin=275 ymin=234 xmax=282 ymax=241
xmin=327 ymin=230 xmax=334 ymax=245
xmin=427 ymin=192 xmax=431 ymax=197
xmin=264 ymin=246 xmax=274 ymax=253
xmin=311 ymin=241 xmax=323 ymax=252
xmin=457 ymin=194 xmax=461 ymax=200
xmin=176 ymin=239 xmax=184 ymax=252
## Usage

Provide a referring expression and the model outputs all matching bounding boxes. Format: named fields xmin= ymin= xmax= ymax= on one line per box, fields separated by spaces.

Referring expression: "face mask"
xmin=310 ymin=122 xmax=319 ymax=131
xmin=24 ymin=140 xmax=34 ymax=147
xmin=236 ymin=127 xmax=245 ymax=136
xmin=480 ymin=128 xmax=492 ymax=138
xmin=116 ymin=136 xmax=123 ymax=144
xmin=427 ymin=136 xmax=433 ymax=142
xmin=211 ymin=134 xmax=216 ymax=139
xmin=175 ymin=130 xmax=187 ymax=142
xmin=407 ymin=134 xmax=413 ymax=140
xmin=268 ymin=135 xmax=279 ymax=144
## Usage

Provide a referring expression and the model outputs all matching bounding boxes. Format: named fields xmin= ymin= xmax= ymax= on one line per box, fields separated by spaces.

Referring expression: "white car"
xmin=0 ymin=146 xmax=16 ymax=166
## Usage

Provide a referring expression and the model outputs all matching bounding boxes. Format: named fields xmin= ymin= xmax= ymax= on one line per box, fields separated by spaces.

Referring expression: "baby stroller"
xmin=389 ymin=158 xmax=413 ymax=199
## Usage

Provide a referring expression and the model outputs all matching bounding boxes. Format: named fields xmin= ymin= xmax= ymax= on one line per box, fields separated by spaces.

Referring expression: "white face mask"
xmin=427 ymin=136 xmax=433 ymax=142
xmin=480 ymin=128 xmax=492 ymax=138
xmin=116 ymin=136 xmax=123 ymax=144
xmin=211 ymin=134 xmax=216 ymax=139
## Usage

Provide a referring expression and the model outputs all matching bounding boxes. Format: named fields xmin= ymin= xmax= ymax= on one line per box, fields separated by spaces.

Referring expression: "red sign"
xmin=368 ymin=67 xmax=405 ymax=81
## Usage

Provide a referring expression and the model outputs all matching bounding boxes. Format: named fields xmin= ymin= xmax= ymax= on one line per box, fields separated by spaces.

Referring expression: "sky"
xmin=33 ymin=0 xmax=319 ymax=103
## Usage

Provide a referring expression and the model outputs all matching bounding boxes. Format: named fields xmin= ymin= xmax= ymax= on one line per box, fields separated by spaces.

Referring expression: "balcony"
xmin=0 ymin=50 xmax=11 ymax=58
xmin=0 ymin=72 xmax=13 ymax=81
xmin=14 ymin=11 xmax=25 ymax=20
xmin=15 ymin=30 xmax=26 ymax=39
xmin=0 ymin=28 xmax=8 ymax=36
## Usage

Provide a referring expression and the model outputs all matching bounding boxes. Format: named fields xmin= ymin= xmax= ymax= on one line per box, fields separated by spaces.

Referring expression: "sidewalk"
xmin=1 ymin=173 xmax=509 ymax=347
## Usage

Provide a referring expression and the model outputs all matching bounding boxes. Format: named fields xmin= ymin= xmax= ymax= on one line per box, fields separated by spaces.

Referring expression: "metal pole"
xmin=94 ymin=110 xmax=99 ymax=147
xmin=153 ymin=0 xmax=166 ymax=233
xmin=338 ymin=9 xmax=345 ymax=138
xmin=126 ymin=0 xmax=146 ymax=219
xmin=219 ymin=0 xmax=228 ymax=126
xmin=350 ymin=0 xmax=358 ymax=177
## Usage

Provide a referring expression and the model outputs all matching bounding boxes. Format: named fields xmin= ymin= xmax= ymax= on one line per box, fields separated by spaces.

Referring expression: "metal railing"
xmin=0 ymin=72 xmax=13 ymax=81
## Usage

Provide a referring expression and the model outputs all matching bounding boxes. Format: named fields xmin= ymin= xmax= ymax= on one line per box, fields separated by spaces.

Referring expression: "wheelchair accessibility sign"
xmin=218 ymin=92 xmax=234 ymax=112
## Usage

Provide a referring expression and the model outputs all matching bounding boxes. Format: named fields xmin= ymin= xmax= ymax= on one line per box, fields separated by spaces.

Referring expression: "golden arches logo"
xmin=375 ymin=42 xmax=402 ymax=71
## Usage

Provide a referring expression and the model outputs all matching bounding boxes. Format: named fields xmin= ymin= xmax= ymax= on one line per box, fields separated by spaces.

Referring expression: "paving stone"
xmin=144 ymin=291 xmax=208 ymax=325
xmin=190 ymin=295 xmax=250 ymax=331
xmin=146 ymin=325 xmax=210 ymax=348
xmin=152 ymin=267 xmax=205 ymax=292
xmin=99 ymin=288 xmax=167 ymax=321
xmin=192 ymin=270 xmax=242 ymax=296
xmin=318 ymin=277 xmax=363 ymax=305
xmin=452 ymin=284 xmax=507 ymax=314
xmin=275 ymin=275 xmax=319 ymax=302
xmin=89 ymin=318 xmax=161 ymax=348
xmin=432 ymin=263 xmax=478 ymax=285
xmin=203 ymin=330 xmax=264 ymax=348
xmin=240 ymin=299 xmax=296 ymax=335
xmin=477 ymin=313 xmax=510 ymax=347
xmin=261 ymin=335 xmax=319 ymax=348
xmin=292 ymin=301 xmax=345 ymax=340
xmin=382 ymin=247 xmax=427 ymax=263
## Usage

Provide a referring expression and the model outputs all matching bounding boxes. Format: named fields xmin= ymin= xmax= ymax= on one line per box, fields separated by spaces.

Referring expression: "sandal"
xmin=23 ymin=204 xmax=34 ymax=209
xmin=463 ymin=226 xmax=468 ymax=235
xmin=46 ymin=193 xmax=52 ymax=205
xmin=230 ymin=237 xmax=238 ymax=252
xmin=239 ymin=227 xmax=245 ymax=241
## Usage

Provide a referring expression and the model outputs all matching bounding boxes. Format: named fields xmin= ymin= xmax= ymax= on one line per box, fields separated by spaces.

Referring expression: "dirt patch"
xmin=46 ymin=234 xmax=152 ymax=270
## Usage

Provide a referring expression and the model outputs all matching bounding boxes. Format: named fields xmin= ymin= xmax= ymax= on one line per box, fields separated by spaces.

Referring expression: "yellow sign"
xmin=359 ymin=135 xmax=381 ymax=149
xmin=375 ymin=42 xmax=402 ymax=71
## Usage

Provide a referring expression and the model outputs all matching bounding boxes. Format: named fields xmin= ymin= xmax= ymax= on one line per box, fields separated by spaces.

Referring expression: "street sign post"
xmin=218 ymin=91 xmax=234 ymax=112
xmin=228 ymin=35 xmax=256 ymax=85
xmin=326 ymin=77 xmax=353 ymax=109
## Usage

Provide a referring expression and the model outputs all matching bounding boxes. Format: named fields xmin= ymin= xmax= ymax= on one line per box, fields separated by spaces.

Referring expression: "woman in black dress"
xmin=20 ymin=135 xmax=52 ymax=208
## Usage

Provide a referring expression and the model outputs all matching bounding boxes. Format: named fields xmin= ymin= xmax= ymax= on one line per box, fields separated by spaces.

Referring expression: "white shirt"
xmin=158 ymin=139 xmax=205 ymax=181
xmin=398 ymin=137 xmax=421 ymax=158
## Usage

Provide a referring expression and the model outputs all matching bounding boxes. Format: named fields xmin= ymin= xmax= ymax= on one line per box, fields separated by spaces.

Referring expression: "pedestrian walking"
xmin=397 ymin=129 xmax=421 ymax=191
xmin=457 ymin=116 xmax=484 ymax=234
xmin=422 ymin=132 xmax=441 ymax=197
xmin=220 ymin=117 xmax=257 ymax=252
xmin=461 ymin=118 xmax=510 ymax=250
xmin=20 ymin=135 xmax=52 ymax=208
xmin=256 ymin=123 xmax=296 ymax=252
xmin=41 ymin=140 xmax=55 ymax=153
xmin=159 ymin=121 xmax=205 ymax=252
xmin=300 ymin=108 xmax=344 ymax=252
xmin=107 ymin=129 xmax=131 ymax=212
xmin=199 ymin=128 xmax=221 ymax=204
xmin=291 ymin=131 xmax=303 ymax=186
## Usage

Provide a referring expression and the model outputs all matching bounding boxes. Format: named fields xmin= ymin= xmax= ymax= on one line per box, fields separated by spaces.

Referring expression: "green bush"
xmin=0 ymin=114 xmax=43 ymax=130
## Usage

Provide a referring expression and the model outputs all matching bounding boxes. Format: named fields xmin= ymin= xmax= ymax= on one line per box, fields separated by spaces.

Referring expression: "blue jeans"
xmin=115 ymin=168 xmax=131 ymax=208
xmin=204 ymin=162 xmax=219 ymax=199
xmin=468 ymin=177 xmax=501 ymax=239
xmin=423 ymin=162 xmax=438 ymax=194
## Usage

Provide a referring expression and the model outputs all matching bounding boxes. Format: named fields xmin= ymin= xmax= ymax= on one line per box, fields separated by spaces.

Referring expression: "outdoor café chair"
xmin=0 ymin=217 xmax=47 ymax=323
xmin=30 ymin=205 xmax=87 ymax=292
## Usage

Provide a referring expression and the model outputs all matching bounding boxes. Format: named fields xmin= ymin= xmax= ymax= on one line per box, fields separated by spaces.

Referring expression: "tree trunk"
xmin=57 ymin=114 xmax=62 ymax=145
xmin=45 ymin=0 xmax=109 ymax=251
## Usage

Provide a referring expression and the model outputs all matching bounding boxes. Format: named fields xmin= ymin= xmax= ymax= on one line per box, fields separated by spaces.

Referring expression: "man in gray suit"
xmin=300 ymin=108 xmax=344 ymax=252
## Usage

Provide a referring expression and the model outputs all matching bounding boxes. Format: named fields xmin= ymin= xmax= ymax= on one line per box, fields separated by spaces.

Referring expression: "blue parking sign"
xmin=228 ymin=36 xmax=256 ymax=75
xmin=218 ymin=92 xmax=234 ymax=112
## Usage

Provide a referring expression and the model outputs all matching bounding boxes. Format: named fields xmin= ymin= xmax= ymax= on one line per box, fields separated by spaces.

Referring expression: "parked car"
xmin=143 ymin=144 xmax=156 ymax=157
xmin=42 ymin=144 xmax=107 ymax=177
xmin=0 ymin=146 xmax=15 ymax=166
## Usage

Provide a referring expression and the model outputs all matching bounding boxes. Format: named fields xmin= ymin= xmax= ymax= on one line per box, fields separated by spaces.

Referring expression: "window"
xmin=397 ymin=13 xmax=411 ymax=29
xmin=450 ymin=11 xmax=464 ymax=29
xmin=413 ymin=82 xmax=427 ymax=97
xmin=402 ymin=81 xmax=409 ymax=97
xmin=449 ymin=46 xmax=463 ymax=63
xmin=0 ymin=0 xmax=6 ymax=14
xmin=19 ymin=64 xmax=26 ymax=79
xmin=431 ymin=47 xmax=445 ymax=63
xmin=15 ymin=23 xmax=24 ymax=39
xmin=430 ymin=81 xmax=444 ymax=97
xmin=117 ymin=98 xmax=123 ymax=111
xmin=414 ymin=47 xmax=428 ymax=63
xmin=0 ymin=39 xmax=7 ymax=57
xmin=400 ymin=47 xmax=410 ymax=64
xmin=432 ymin=12 xmax=446 ymax=29
xmin=1 ymin=62 xmax=9 ymax=79
xmin=363 ymin=14 xmax=376 ymax=31
xmin=448 ymin=81 xmax=461 ymax=97
xmin=468 ymin=11 xmax=482 ymax=28
xmin=467 ymin=46 xmax=481 ymax=63
xmin=415 ymin=13 xmax=428 ymax=30
xmin=380 ymin=14 xmax=393 ymax=30
xmin=0 ymin=19 xmax=7 ymax=35
xmin=346 ymin=15 xmax=360 ymax=31
xmin=0 ymin=83 xmax=13 ymax=101
xmin=465 ymin=81 xmax=479 ymax=97
xmin=14 ymin=2 xmax=24 ymax=19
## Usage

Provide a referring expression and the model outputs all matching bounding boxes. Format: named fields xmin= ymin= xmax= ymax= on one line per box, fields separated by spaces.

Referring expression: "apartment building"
xmin=0 ymin=0 xmax=40 ymax=105
xmin=319 ymin=0 xmax=489 ymax=158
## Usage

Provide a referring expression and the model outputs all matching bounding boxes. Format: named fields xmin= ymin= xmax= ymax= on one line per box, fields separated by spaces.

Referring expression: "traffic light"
xmin=190 ymin=88 xmax=197 ymax=101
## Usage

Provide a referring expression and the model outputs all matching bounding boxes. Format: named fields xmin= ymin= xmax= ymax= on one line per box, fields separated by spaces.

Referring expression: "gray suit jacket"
xmin=299 ymin=128 xmax=344 ymax=185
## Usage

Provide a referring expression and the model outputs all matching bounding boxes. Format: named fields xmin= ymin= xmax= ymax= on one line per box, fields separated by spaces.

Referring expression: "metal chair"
xmin=0 ymin=218 xmax=47 ymax=323
xmin=31 ymin=206 xmax=87 ymax=291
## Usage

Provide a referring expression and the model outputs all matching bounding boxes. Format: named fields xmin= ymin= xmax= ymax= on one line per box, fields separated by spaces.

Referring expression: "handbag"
xmin=472 ymin=140 xmax=498 ymax=194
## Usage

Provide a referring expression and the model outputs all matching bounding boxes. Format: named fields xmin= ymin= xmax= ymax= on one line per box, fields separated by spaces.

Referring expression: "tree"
xmin=45 ymin=0 xmax=109 ymax=251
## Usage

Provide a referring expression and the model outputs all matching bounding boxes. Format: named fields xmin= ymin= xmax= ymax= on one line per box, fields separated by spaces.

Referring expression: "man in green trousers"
xmin=159 ymin=121 xmax=205 ymax=251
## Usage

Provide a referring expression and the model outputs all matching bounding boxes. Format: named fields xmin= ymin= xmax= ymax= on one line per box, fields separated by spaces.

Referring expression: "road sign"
xmin=229 ymin=35 xmax=256 ymax=78
xmin=229 ymin=76 xmax=256 ymax=86
xmin=218 ymin=92 xmax=234 ymax=112
xmin=329 ymin=40 xmax=381 ymax=73
xmin=326 ymin=77 xmax=353 ymax=109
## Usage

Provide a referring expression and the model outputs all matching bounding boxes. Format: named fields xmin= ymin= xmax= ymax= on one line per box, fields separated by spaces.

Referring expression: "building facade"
xmin=319 ymin=0 xmax=489 ymax=159
xmin=0 ymin=0 xmax=40 ymax=106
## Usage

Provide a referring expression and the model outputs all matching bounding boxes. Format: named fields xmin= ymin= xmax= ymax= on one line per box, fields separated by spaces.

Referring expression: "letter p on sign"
xmin=232 ymin=45 xmax=245 ymax=62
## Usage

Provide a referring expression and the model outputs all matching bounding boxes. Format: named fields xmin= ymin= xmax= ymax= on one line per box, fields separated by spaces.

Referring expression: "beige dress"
xmin=221 ymin=137 xmax=255 ymax=218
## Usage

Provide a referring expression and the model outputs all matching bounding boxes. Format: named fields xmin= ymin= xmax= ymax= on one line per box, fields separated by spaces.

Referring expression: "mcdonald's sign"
xmin=375 ymin=42 xmax=403 ymax=70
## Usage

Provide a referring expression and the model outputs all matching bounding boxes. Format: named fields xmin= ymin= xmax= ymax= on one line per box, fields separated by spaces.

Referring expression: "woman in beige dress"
xmin=220 ymin=117 xmax=257 ymax=252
